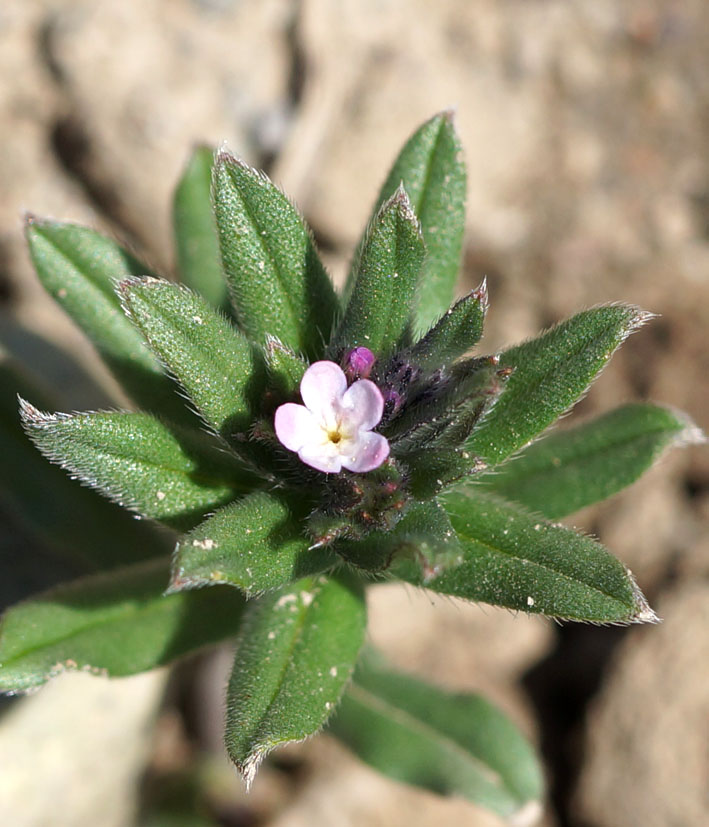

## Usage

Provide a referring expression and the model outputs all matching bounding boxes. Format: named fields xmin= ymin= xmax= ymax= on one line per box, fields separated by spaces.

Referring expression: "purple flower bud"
xmin=382 ymin=388 xmax=403 ymax=418
xmin=344 ymin=347 xmax=376 ymax=381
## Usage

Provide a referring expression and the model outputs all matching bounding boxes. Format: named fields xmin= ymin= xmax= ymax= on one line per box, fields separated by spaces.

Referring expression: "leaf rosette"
xmin=2 ymin=111 xmax=701 ymax=817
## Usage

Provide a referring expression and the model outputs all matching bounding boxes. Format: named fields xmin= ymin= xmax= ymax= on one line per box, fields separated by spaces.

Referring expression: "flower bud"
xmin=344 ymin=346 xmax=376 ymax=381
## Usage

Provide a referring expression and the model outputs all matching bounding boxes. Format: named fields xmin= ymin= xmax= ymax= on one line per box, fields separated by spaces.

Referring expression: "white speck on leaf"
xmin=192 ymin=538 xmax=216 ymax=550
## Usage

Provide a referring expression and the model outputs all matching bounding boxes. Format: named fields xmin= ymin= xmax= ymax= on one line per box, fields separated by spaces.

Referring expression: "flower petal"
xmin=298 ymin=444 xmax=343 ymax=474
xmin=300 ymin=361 xmax=347 ymax=425
xmin=340 ymin=379 xmax=384 ymax=431
xmin=274 ymin=403 xmax=322 ymax=452
xmin=340 ymin=431 xmax=390 ymax=473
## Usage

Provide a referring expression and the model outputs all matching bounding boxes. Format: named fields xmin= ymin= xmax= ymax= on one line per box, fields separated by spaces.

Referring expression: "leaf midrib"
xmin=344 ymin=681 xmax=520 ymax=806
xmin=228 ymin=171 xmax=302 ymax=337
xmin=50 ymin=427 xmax=238 ymax=490
xmin=411 ymin=116 xmax=446 ymax=227
xmin=489 ymin=423 xmax=679 ymax=488
xmin=36 ymin=231 xmax=163 ymax=373
xmin=0 ymin=586 xmax=174 ymax=680
xmin=236 ymin=586 xmax=316 ymax=756
xmin=446 ymin=506 xmax=633 ymax=614
xmin=472 ymin=311 xmax=634 ymax=462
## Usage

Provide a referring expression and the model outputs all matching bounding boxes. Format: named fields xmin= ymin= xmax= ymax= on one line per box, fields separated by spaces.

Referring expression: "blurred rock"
xmin=0 ymin=0 xmax=105 ymax=384
xmin=0 ymin=671 xmax=167 ymax=827
xmin=39 ymin=0 xmax=294 ymax=271
xmin=574 ymin=580 xmax=709 ymax=827
xmin=368 ymin=583 xmax=553 ymax=724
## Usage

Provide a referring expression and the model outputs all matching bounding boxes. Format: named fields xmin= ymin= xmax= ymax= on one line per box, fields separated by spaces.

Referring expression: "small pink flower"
xmin=274 ymin=361 xmax=390 ymax=474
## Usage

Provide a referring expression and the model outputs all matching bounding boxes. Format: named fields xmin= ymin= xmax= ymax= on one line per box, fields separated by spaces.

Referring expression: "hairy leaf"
xmin=225 ymin=573 xmax=366 ymax=785
xmin=398 ymin=491 xmax=656 ymax=623
xmin=475 ymin=403 xmax=703 ymax=518
xmin=0 ymin=558 xmax=246 ymax=693
xmin=329 ymin=653 xmax=543 ymax=818
xmin=119 ymin=278 xmax=256 ymax=436
xmin=335 ymin=501 xmax=459 ymax=575
xmin=173 ymin=145 xmax=228 ymax=310
xmin=25 ymin=218 xmax=188 ymax=423
xmin=213 ymin=153 xmax=338 ymax=358
xmin=170 ymin=492 xmax=339 ymax=596
xmin=466 ymin=305 xmax=652 ymax=466
xmin=330 ymin=187 xmax=425 ymax=359
xmin=407 ymin=282 xmax=487 ymax=373
xmin=263 ymin=334 xmax=308 ymax=398
xmin=347 ymin=111 xmax=466 ymax=330
xmin=19 ymin=403 xmax=254 ymax=531
xmin=1 ymin=358 xmax=166 ymax=569
xmin=388 ymin=357 xmax=507 ymax=450
xmin=405 ymin=448 xmax=486 ymax=499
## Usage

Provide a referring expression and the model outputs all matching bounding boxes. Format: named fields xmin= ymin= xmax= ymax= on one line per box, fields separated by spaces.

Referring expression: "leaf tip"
xmin=631 ymin=305 xmax=658 ymax=326
xmin=385 ymin=184 xmax=421 ymax=232
xmin=627 ymin=569 xmax=660 ymax=625
xmin=619 ymin=304 xmax=658 ymax=338
xmin=235 ymin=752 xmax=264 ymax=791
xmin=667 ymin=407 xmax=707 ymax=448
xmin=115 ymin=276 xmax=171 ymax=321
xmin=17 ymin=396 xmax=56 ymax=429
xmin=469 ymin=277 xmax=489 ymax=312
xmin=214 ymin=147 xmax=254 ymax=177
xmin=632 ymin=601 xmax=661 ymax=625
xmin=165 ymin=564 xmax=193 ymax=595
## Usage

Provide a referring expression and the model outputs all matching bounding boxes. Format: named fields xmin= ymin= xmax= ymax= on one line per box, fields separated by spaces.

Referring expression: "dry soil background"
xmin=1 ymin=2 xmax=708 ymax=826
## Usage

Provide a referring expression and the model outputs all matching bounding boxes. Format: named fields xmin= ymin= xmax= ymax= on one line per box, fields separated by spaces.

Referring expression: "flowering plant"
xmin=0 ymin=112 xmax=700 ymax=820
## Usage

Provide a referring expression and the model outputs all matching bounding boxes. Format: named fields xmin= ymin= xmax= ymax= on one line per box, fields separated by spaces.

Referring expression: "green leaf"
xmin=407 ymin=281 xmax=487 ymax=373
xmin=329 ymin=653 xmax=543 ymax=819
xmin=398 ymin=491 xmax=657 ymax=623
xmin=1 ymin=357 xmax=167 ymax=569
xmin=263 ymin=334 xmax=308 ymax=397
xmin=466 ymin=305 xmax=652 ymax=467
xmin=170 ymin=492 xmax=339 ymax=596
xmin=19 ymin=403 xmax=254 ymax=532
xmin=388 ymin=356 xmax=508 ymax=450
xmin=347 ymin=112 xmax=466 ymax=331
xmin=330 ymin=187 xmax=425 ymax=359
xmin=119 ymin=278 xmax=256 ymax=436
xmin=335 ymin=501 xmax=459 ymax=575
xmin=475 ymin=403 xmax=704 ymax=519
xmin=225 ymin=572 xmax=366 ymax=785
xmin=212 ymin=152 xmax=338 ymax=358
xmin=25 ymin=218 xmax=188 ymax=423
xmin=0 ymin=558 xmax=246 ymax=693
xmin=405 ymin=448 xmax=486 ymax=499
xmin=173 ymin=145 xmax=228 ymax=310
